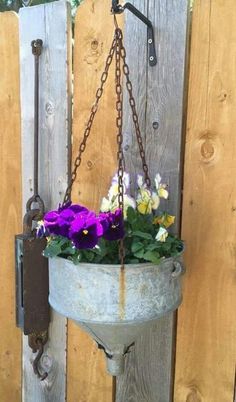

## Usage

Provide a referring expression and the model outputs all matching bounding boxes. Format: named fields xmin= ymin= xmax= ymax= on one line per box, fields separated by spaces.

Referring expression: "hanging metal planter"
xmin=41 ymin=12 xmax=185 ymax=377
xmin=49 ymin=256 xmax=184 ymax=376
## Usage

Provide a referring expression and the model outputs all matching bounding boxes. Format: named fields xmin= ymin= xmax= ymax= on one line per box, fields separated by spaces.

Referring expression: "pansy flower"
xmin=154 ymin=174 xmax=169 ymax=199
xmin=153 ymin=213 xmax=175 ymax=228
xmin=36 ymin=220 xmax=50 ymax=238
xmin=100 ymin=173 xmax=136 ymax=218
xmin=44 ymin=203 xmax=89 ymax=238
xmin=58 ymin=201 xmax=88 ymax=214
xmin=136 ymin=174 xmax=160 ymax=214
xmin=69 ymin=213 xmax=103 ymax=249
xmin=100 ymin=209 xmax=125 ymax=241
xmin=155 ymin=226 xmax=168 ymax=242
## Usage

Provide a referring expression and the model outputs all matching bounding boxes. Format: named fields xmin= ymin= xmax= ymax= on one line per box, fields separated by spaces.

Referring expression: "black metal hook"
xmin=32 ymin=338 xmax=48 ymax=381
xmin=111 ymin=1 xmax=157 ymax=66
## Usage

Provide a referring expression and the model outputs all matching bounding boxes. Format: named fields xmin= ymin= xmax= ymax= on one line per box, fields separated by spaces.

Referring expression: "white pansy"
xmin=123 ymin=172 xmax=130 ymax=190
xmin=100 ymin=197 xmax=111 ymax=212
xmin=123 ymin=195 xmax=136 ymax=218
xmin=108 ymin=183 xmax=119 ymax=199
xmin=111 ymin=172 xmax=130 ymax=193
xmin=155 ymin=227 xmax=168 ymax=242
xmin=154 ymin=173 xmax=162 ymax=190
xmin=124 ymin=194 xmax=136 ymax=209
xmin=137 ymin=174 xmax=144 ymax=188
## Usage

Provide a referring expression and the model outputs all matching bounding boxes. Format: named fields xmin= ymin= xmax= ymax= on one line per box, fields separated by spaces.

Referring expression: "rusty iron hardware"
xmin=29 ymin=333 xmax=48 ymax=380
xmin=15 ymin=212 xmax=50 ymax=335
xmin=15 ymin=38 xmax=50 ymax=381
xmin=62 ymin=25 xmax=151 ymax=267
xmin=62 ymin=34 xmax=117 ymax=205
xmin=63 ymin=27 xmax=151 ymax=206
xmin=31 ymin=40 xmax=42 ymax=196
xmin=111 ymin=1 xmax=157 ymax=66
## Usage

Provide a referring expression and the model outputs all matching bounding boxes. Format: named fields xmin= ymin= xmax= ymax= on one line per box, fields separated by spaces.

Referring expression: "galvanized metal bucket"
xmin=49 ymin=252 xmax=185 ymax=375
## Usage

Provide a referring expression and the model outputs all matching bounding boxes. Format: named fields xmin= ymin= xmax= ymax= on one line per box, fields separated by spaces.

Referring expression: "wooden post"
xmin=19 ymin=2 xmax=72 ymax=400
xmin=0 ymin=11 xmax=22 ymax=402
xmin=174 ymin=1 xmax=236 ymax=400
xmin=116 ymin=1 xmax=189 ymax=401
xmin=67 ymin=1 xmax=123 ymax=400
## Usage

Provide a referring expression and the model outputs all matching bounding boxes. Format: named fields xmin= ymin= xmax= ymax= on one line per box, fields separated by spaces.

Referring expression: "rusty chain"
xmin=115 ymin=28 xmax=125 ymax=266
xmin=63 ymin=35 xmax=117 ymax=205
xmin=63 ymin=26 xmax=151 ymax=210
xmin=119 ymin=32 xmax=151 ymax=188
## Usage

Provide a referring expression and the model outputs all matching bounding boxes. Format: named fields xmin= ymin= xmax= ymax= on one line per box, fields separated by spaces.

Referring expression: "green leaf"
xmin=133 ymin=231 xmax=153 ymax=240
xmin=146 ymin=243 xmax=160 ymax=251
xmin=43 ymin=242 xmax=62 ymax=258
xmin=143 ymin=250 xmax=160 ymax=264
xmin=131 ymin=241 xmax=144 ymax=253
xmin=126 ymin=206 xmax=136 ymax=223
xmin=133 ymin=249 xmax=145 ymax=259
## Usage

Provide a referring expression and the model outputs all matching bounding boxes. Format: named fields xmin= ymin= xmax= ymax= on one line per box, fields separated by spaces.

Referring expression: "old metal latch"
xmin=15 ymin=206 xmax=50 ymax=379
xmin=111 ymin=0 xmax=157 ymax=66
xmin=15 ymin=38 xmax=50 ymax=381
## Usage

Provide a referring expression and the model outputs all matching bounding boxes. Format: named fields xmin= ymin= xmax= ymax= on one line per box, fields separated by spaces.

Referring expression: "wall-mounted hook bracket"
xmin=111 ymin=1 xmax=157 ymax=66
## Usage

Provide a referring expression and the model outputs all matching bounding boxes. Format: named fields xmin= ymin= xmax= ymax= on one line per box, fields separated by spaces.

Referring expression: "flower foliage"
xmin=38 ymin=173 xmax=183 ymax=264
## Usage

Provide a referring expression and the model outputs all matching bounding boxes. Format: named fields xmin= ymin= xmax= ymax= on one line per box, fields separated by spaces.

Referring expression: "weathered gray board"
xmin=19 ymin=2 xmax=71 ymax=401
xmin=116 ymin=1 xmax=189 ymax=401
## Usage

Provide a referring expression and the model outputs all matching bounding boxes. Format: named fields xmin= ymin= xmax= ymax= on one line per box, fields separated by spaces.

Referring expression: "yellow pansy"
xmin=137 ymin=189 xmax=152 ymax=214
xmin=153 ymin=213 xmax=175 ymax=228
xmin=158 ymin=186 xmax=169 ymax=199
xmin=154 ymin=173 xmax=169 ymax=199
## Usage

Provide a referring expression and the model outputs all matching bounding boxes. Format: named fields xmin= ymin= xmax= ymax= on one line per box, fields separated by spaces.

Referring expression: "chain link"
xmin=62 ymin=24 xmax=152 ymax=267
xmin=115 ymin=28 xmax=125 ymax=266
xmin=63 ymin=25 xmax=151 ymax=206
xmin=63 ymin=36 xmax=117 ymax=205
xmin=119 ymin=33 xmax=151 ymax=188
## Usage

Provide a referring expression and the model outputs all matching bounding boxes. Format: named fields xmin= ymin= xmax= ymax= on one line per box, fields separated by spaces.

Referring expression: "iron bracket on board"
xmin=111 ymin=0 xmax=157 ymax=66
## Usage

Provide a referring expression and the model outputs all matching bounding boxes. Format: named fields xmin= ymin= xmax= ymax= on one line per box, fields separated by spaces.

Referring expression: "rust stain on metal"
xmin=119 ymin=265 xmax=126 ymax=320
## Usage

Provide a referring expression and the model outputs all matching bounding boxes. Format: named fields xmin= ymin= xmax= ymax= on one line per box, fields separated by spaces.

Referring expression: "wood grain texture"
xmin=19 ymin=2 xmax=72 ymax=401
xmin=174 ymin=1 xmax=236 ymax=401
xmin=0 ymin=12 xmax=22 ymax=402
xmin=67 ymin=1 xmax=123 ymax=401
xmin=116 ymin=1 xmax=189 ymax=401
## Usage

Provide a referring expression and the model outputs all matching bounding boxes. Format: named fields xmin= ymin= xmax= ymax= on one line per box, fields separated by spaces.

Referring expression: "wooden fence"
xmin=0 ymin=0 xmax=235 ymax=401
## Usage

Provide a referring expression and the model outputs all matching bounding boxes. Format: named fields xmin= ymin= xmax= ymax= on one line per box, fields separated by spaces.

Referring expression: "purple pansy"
xmin=100 ymin=209 xmax=125 ymax=241
xmin=98 ymin=212 xmax=110 ymax=232
xmin=58 ymin=201 xmax=88 ymax=214
xmin=69 ymin=213 xmax=103 ymax=249
xmin=44 ymin=210 xmax=62 ymax=236
xmin=44 ymin=203 xmax=89 ymax=238
xmin=44 ymin=210 xmax=72 ymax=238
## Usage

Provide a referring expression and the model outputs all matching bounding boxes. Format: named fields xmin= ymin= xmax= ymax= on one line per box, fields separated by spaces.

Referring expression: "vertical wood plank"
xmin=116 ymin=1 xmax=189 ymax=401
xmin=174 ymin=1 xmax=236 ymax=401
xmin=19 ymin=2 xmax=72 ymax=401
xmin=67 ymin=1 xmax=123 ymax=401
xmin=0 ymin=11 xmax=22 ymax=402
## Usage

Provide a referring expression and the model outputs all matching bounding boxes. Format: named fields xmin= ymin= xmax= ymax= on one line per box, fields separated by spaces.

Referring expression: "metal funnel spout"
xmin=76 ymin=319 xmax=156 ymax=375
